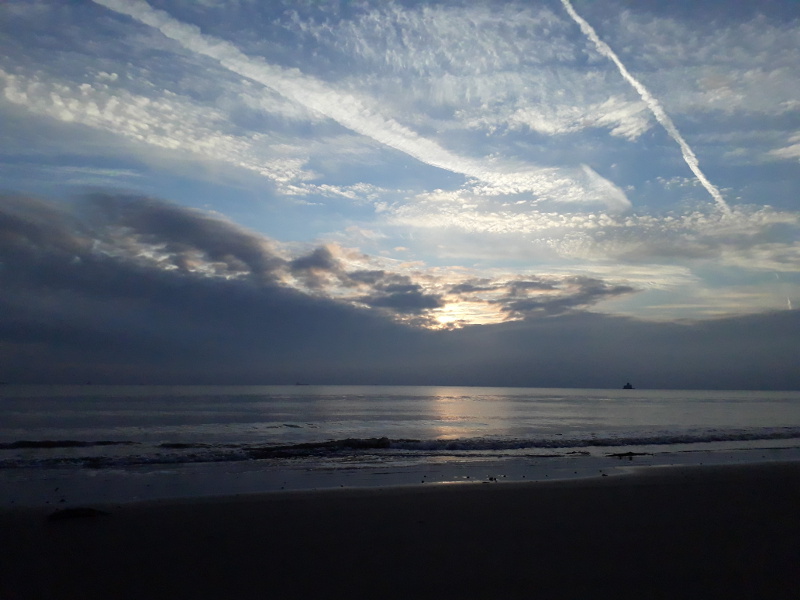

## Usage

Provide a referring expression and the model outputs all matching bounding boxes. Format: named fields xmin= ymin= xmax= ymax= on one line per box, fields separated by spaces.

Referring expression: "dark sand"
xmin=2 ymin=463 xmax=799 ymax=599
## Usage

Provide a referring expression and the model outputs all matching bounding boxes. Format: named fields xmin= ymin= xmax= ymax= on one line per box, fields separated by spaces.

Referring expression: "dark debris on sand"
xmin=47 ymin=508 xmax=111 ymax=522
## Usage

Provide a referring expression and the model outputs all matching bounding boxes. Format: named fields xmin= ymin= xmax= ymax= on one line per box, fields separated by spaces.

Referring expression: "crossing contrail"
xmin=560 ymin=0 xmax=731 ymax=214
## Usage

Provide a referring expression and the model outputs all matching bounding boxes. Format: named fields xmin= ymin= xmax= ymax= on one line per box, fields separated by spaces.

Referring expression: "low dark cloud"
xmin=448 ymin=280 xmax=495 ymax=294
xmin=290 ymin=246 xmax=339 ymax=272
xmin=289 ymin=246 xmax=344 ymax=289
xmin=1 ymin=194 xmax=797 ymax=389
xmin=0 ymin=194 xmax=409 ymax=381
xmin=433 ymin=310 xmax=800 ymax=391
xmin=359 ymin=286 xmax=444 ymax=313
xmin=494 ymin=276 xmax=636 ymax=318
xmin=356 ymin=273 xmax=445 ymax=317
xmin=445 ymin=276 xmax=636 ymax=318
xmin=507 ymin=279 xmax=559 ymax=294
xmin=348 ymin=270 xmax=387 ymax=285
xmin=88 ymin=194 xmax=286 ymax=278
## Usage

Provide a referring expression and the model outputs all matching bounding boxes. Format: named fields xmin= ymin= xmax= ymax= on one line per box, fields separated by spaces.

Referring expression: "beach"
xmin=2 ymin=462 xmax=799 ymax=599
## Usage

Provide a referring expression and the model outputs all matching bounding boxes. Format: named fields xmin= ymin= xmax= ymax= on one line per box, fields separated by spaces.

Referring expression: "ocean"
xmin=2 ymin=385 xmax=800 ymax=506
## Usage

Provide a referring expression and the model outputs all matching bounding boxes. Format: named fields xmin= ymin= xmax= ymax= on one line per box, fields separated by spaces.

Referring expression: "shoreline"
xmin=3 ymin=461 xmax=799 ymax=599
xmin=4 ymin=444 xmax=799 ymax=509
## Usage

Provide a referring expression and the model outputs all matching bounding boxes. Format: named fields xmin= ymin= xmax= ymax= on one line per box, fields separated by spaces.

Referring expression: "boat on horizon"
xmin=623 ymin=382 xmax=634 ymax=389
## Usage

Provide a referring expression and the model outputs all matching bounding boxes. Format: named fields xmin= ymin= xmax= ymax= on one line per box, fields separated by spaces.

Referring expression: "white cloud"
xmin=458 ymin=95 xmax=650 ymax=141
xmin=289 ymin=2 xmax=655 ymax=143
xmin=91 ymin=0 xmax=631 ymax=209
xmin=289 ymin=2 xmax=574 ymax=76
xmin=0 ymin=68 xmax=316 ymax=187
xmin=385 ymin=190 xmax=799 ymax=270
xmin=49 ymin=165 xmax=143 ymax=186
xmin=717 ymin=244 xmax=800 ymax=272
xmin=768 ymin=132 xmax=800 ymax=162
xmin=610 ymin=9 xmax=800 ymax=118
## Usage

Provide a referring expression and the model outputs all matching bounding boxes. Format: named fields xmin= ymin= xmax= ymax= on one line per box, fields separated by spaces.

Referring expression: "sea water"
xmin=2 ymin=385 xmax=800 ymax=506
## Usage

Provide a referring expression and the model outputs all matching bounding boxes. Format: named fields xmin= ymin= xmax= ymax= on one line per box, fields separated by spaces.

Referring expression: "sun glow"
xmin=432 ymin=301 xmax=508 ymax=329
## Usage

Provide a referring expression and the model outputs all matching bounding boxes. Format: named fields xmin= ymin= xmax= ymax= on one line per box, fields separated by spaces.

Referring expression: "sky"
xmin=1 ymin=0 xmax=798 ymax=388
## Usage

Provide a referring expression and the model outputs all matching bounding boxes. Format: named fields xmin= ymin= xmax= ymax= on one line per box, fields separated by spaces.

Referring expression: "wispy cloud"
xmin=287 ymin=3 xmax=654 ymax=142
xmin=0 ymin=68 xmax=316 ymax=186
xmin=384 ymin=188 xmax=799 ymax=271
xmin=769 ymin=132 xmax=800 ymax=161
xmin=610 ymin=10 xmax=800 ymax=118
xmin=91 ymin=0 xmax=630 ymax=209
xmin=560 ymin=0 xmax=731 ymax=214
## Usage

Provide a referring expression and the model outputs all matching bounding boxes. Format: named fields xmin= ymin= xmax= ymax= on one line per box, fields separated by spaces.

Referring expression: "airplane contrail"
xmin=560 ymin=0 xmax=731 ymax=214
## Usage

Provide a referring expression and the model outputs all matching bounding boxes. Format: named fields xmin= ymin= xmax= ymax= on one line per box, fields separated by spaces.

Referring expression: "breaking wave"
xmin=2 ymin=427 xmax=799 ymax=470
xmin=0 ymin=440 xmax=137 ymax=449
xmin=246 ymin=427 xmax=800 ymax=457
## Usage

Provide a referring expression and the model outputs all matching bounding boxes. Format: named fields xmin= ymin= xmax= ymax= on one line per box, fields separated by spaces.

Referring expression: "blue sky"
xmin=1 ymin=0 xmax=798 ymax=386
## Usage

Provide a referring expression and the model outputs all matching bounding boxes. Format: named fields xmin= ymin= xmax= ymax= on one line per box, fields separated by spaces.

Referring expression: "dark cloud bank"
xmin=1 ymin=194 xmax=797 ymax=390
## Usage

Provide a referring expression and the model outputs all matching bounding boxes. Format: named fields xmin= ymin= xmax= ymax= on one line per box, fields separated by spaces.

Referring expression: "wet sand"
xmin=2 ymin=462 xmax=799 ymax=599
